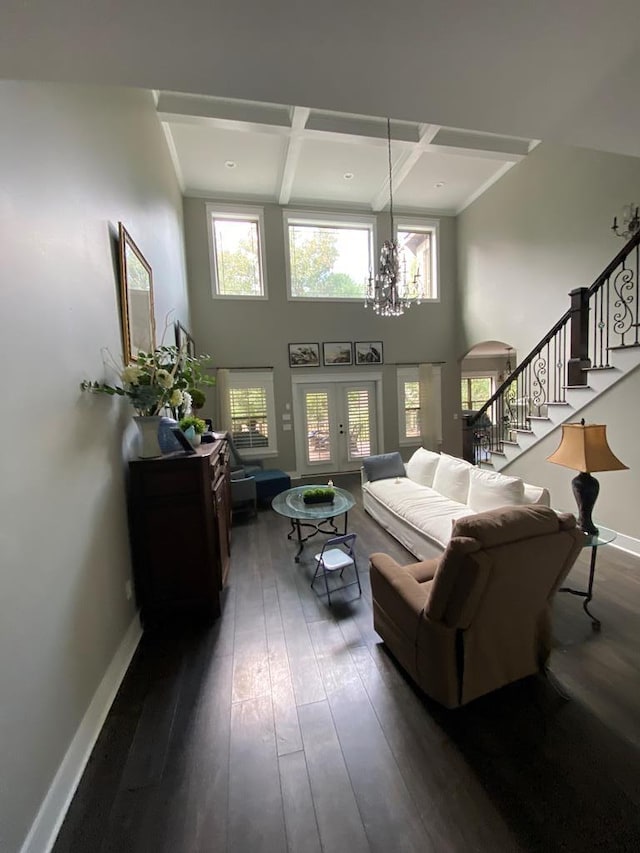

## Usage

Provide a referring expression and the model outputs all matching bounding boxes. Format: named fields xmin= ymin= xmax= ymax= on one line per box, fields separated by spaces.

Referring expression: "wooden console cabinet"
xmin=128 ymin=439 xmax=231 ymax=623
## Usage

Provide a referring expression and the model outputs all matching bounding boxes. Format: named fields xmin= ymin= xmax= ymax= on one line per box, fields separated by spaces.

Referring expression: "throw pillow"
xmin=405 ymin=447 xmax=440 ymax=487
xmin=467 ymin=467 xmax=525 ymax=512
xmin=432 ymin=453 xmax=472 ymax=504
xmin=363 ymin=452 xmax=406 ymax=482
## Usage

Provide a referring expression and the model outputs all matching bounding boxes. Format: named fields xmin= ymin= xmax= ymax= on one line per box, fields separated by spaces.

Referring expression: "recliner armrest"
xmin=370 ymin=553 xmax=433 ymax=621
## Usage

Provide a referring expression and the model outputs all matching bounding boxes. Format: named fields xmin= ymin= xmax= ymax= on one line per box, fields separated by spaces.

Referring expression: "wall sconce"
xmin=547 ymin=420 xmax=627 ymax=535
xmin=611 ymin=203 xmax=640 ymax=239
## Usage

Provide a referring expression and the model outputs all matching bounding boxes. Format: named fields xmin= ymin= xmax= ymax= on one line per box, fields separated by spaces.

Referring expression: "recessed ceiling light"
xmin=434 ymin=181 xmax=445 ymax=188
xmin=225 ymin=160 xmax=237 ymax=169
xmin=343 ymin=172 xmax=354 ymax=180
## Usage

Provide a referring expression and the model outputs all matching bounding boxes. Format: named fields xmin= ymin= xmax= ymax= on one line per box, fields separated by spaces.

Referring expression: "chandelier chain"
xmin=387 ymin=118 xmax=394 ymax=237
xmin=364 ymin=116 xmax=421 ymax=317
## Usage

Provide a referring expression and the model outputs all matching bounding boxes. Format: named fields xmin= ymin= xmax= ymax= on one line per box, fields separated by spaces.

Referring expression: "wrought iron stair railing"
xmin=466 ymin=229 xmax=640 ymax=464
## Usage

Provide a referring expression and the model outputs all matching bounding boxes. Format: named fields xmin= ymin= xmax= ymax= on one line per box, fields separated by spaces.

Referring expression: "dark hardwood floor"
xmin=54 ymin=474 xmax=640 ymax=852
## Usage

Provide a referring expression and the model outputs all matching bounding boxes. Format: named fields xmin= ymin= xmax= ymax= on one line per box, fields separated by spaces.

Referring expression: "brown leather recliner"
xmin=370 ymin=505 xmax=584 ymax=708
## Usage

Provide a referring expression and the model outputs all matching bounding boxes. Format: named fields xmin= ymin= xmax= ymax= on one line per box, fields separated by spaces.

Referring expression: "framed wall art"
xmin=118 ymin=223 xmax=156 ymax=363
xmin=288 ymin=342 xmax=320 ymax=367
xmin=175 ymin=320 xmax=196 ymax=358
xmin=355 ymin=341 xmax=383 ymax=364
xmin=322 ymin=342 xmax=353 ymax=366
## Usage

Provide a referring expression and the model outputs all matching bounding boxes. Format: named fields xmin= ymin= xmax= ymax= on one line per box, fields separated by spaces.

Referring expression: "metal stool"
xmin=311 ymin=533 xmax=362 ymax=606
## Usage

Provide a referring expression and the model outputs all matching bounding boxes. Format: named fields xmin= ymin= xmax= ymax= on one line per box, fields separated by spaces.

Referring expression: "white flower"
xmin=169 ymin=388 xmax=183 ymax=407
xmin=181 ymin=390 xmax=193 ymax=414
xmin=121 ymin=365 xmax=143 ymax=385
xmin=156 ymin=369 xmax=173 ymax=389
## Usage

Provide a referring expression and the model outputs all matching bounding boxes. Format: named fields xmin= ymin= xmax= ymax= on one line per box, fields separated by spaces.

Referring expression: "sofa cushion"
xmin=467 ymin=467 xmax=525 ymax=512
xmin=365 ymin=478 xmax=471 ymax=548
xmin=432 ymin=453 xmax=472 ymax=504
xmin=363 ymin=451 xmax=406 ymax=482
xmin=405 ymin=447 xmax=440 ymax=487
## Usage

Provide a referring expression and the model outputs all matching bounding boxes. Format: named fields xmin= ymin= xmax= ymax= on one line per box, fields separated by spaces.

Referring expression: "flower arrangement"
xmin=81 ymin=343 xmax=215 ymax=418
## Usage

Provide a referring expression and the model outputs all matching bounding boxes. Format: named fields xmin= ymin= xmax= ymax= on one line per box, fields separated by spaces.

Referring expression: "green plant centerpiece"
xmin=178 ymin=415 xmax=206 ymax=435
xmin=302 ymin=487 xmax=336 ymax=505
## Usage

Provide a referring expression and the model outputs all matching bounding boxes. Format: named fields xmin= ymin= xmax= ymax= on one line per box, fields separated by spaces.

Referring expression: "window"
xmin=225 ymin=371 xmax=277 ymax=456
xmin=284 ymin=211 xmax=375 ymax=300
xmin=207 ymin=204 xmax=267 ymax=298
xmin=397 ymin=365 xmax=442 ymax=446
xmin=461 ymin=375 xmax=494 ymax=411
xmin=398 ymin=367 xmax=421 ymax=444
xmin=395 ymin=219 xmax=439 ymax=300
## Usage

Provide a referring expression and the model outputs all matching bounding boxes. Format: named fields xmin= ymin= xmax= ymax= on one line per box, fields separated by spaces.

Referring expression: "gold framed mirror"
xmin=118 ymin=223 xmax=156 ymax=363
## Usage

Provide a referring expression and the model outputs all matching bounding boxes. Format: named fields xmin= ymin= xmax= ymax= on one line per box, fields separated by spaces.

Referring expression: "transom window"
xmin=395 ymin=219 xmax=439 ymax=300
xmin=284 ymin=211 xmax=375 ymax=300
xmin=207 ymin=205 xmax=267 ymax=299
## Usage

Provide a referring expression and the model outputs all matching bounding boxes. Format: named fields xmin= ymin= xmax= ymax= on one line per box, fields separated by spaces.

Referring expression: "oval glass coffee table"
xmin=272 ymin=485 xmax=356 ymax=562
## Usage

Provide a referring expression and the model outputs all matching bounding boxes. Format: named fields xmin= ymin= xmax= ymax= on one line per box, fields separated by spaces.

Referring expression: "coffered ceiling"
xmin=159 ymin=92 xmax=534 ymax=213
xmin=2 ymin=0 xmax=639 ymax=198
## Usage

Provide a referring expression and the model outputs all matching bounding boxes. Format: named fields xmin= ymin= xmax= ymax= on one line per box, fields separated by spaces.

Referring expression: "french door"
xmin=295 ymin=380 xmax=378 ymax=474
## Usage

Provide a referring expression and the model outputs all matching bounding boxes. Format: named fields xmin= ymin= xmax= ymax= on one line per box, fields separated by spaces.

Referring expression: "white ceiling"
xmin=160 ymin=93 xmax=532 ymax=211
xmin=1 ymin=1 xmax=639 ymax=162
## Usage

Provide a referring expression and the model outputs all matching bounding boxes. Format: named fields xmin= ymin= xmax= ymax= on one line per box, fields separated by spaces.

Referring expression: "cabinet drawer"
xmin=137 ymin=466 xmax=200 ymax=498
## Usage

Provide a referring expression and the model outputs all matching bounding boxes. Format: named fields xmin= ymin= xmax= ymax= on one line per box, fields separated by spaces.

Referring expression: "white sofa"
xmin=361 ymin=448 xmax=551 ymax=561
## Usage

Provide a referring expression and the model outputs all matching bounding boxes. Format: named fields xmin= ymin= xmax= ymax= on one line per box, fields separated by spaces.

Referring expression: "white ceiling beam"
xmin=429 ymin=127 xmax=530 ymax=159
xmin=156 ymin=91 xmax=291 ymax=128
xmin=371 ymin=124 xmax=441 ymax=211
xmin=160 ymin=123 xmax=185 ymax=193
xmin=426 ymin=143 xmax=525 ymax=162
xmin=455 ymin=161 xmax=517 ymax=214
xmin=305 ymin=112 xmax=418 ymax=143
xmin=278 ymin=106 xmax=310 ymax=206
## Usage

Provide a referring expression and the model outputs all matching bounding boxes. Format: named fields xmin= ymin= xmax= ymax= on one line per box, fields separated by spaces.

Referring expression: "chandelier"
xmin=365 ymin=118 xmax=421 ymax=317
xmin=611 ymin=203 xmax=640 ymax=239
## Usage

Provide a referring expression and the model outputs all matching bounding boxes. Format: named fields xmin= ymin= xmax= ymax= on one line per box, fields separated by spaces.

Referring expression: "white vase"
xmin=191 ymin=433 xmax=202 ymax=448
xmin=133 ymin=415 xmax=163 ymax=459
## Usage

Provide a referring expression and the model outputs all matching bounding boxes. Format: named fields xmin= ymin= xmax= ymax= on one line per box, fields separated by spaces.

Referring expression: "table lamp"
xmin=546 ymin=420 xmax=627 ymax=535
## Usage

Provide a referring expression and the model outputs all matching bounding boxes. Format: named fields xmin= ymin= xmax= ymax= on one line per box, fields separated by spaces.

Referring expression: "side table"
xmin=559 ymin=525 xmax=616 ymax=630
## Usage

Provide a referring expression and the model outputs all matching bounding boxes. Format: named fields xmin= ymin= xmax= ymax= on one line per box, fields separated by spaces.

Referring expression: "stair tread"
xmin=564 ymin=385 xmax=593 ymax=390
xmin=585 ymin=365 xmax=616 ymax=371
xmin=546 ymin=401 xmax=571 ymax=406
xmin=528 ymin=415 xmax=551 ymax=421
xmin=609 ymin=343 xmax=640 ymax=351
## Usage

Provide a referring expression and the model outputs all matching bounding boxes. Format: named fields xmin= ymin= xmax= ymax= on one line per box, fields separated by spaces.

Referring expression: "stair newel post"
xmin=567 ymin=287 xmax=591 ymax=386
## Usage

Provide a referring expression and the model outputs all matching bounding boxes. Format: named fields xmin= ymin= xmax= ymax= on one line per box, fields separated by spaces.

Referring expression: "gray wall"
xmin=457 ymin=143 xmax=640 ymax=356
xmin=457 ymin=142 xmax=640 ymax=538
xmin=0 ymin=82 xmax=188 ymax=852
xmin=183 ymin=199 xmax=462 ymax=468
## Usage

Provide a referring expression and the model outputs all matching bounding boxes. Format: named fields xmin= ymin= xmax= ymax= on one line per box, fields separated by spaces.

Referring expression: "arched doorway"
xmin=459 ymin=341 xmax=516 ymax=463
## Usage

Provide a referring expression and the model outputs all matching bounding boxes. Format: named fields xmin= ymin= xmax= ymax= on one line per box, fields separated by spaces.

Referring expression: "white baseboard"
xmin=610 ymin=531 xmax=640 ymax=558
xmin=20 ymin=613 xmax=143 ymax=853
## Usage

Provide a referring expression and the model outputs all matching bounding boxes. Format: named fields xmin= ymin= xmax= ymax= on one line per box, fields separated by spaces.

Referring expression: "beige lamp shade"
xmin=546 ymin=422 xmax=628 ymax=473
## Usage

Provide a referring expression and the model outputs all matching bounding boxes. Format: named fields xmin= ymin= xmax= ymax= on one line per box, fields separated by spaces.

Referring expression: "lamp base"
xmin=571 ymin=471 xmax=599 ymax=536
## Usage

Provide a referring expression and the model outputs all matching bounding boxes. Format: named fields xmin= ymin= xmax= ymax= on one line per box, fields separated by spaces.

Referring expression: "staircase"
xmin=468 ymin=230 xmax=640 ymax=471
